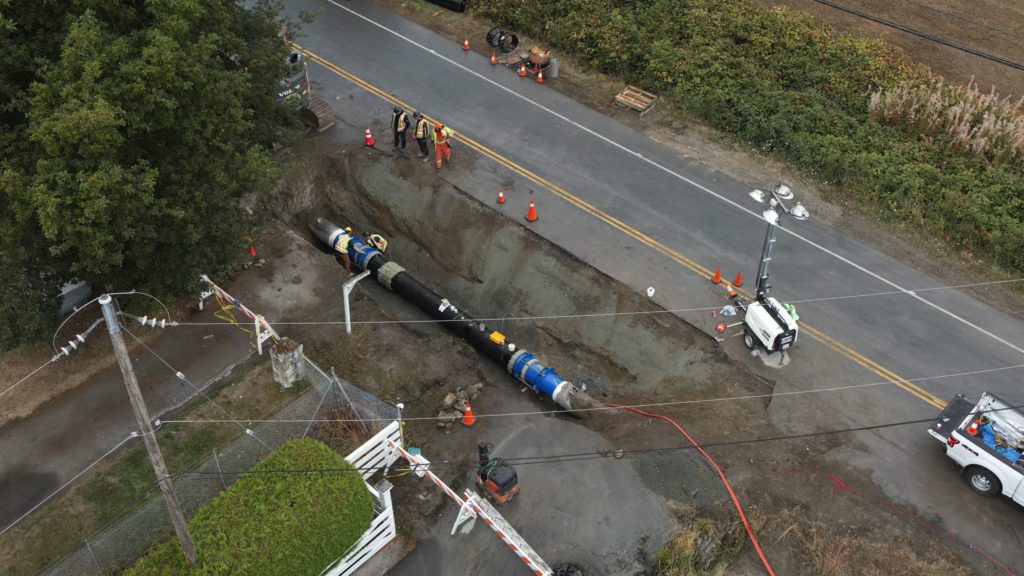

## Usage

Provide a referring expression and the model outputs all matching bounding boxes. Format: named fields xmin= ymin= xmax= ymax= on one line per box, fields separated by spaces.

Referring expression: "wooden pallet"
xmin=614 ymin=85 xmax=657 ymax=116
xmin=495 ymin=52 xmax=526 ymax=66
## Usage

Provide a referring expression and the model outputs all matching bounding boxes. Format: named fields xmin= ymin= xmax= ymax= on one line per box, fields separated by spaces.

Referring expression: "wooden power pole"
xmin=98 ymin=294 xmax=197 ymax=564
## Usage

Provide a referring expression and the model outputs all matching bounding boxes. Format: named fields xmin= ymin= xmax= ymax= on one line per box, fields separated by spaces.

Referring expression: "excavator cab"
xmin=476 ymin=443 xmax=519 ymax=504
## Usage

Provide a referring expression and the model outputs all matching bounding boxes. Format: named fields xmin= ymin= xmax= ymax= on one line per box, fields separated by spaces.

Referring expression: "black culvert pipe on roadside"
xmin=310 ymin=216 xmax=601 ymax=413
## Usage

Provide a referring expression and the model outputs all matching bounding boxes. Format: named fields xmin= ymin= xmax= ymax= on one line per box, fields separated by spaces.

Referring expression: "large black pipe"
xmin=310 ymin=217 xmax=600 ymax=412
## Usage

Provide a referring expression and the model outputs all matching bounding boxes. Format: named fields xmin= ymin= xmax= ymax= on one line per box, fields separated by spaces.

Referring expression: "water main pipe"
xmin=310 ymin=217 xmax=601 ymax=413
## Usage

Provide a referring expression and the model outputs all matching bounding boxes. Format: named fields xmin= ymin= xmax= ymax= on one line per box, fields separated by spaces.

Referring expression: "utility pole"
xmin=98 ymin=294 xmax=197 ymax=564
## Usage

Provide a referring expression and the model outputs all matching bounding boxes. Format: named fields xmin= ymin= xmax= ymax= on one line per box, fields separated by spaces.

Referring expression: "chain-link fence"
xmin=41 ymin=358 xmax=399 ymax=576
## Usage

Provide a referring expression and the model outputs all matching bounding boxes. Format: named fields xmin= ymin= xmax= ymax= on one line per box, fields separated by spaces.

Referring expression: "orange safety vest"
xmin=432 ymin=126 xmax=453 ymax=145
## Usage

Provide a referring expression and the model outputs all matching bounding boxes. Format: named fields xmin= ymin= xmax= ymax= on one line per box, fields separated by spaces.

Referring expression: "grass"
xmin=655 ymin=516 xmax=750 ymax=576
xmin=768 ymin=506 xmax=973 ymax=576
xmin=0 ymin=358 xmax=306 ymax=576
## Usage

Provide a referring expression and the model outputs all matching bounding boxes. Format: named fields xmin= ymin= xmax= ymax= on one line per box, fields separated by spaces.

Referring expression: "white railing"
xmin=320 ymin=421 xmax=402 ymax=576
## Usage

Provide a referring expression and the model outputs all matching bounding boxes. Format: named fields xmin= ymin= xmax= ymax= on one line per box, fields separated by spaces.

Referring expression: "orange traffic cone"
xmin=248 ymin=245 xmax=256 ymax=258
xmin=536 ymin=69 xmax=544 ymax=84
xmin=490 ymin=51 xmax=497 ymax=65
xmin=462 ymin=402 xmax=477 ymax=426
xmin=711 ymin=267 xmax=722 ymax=284
xmin=967 ymin=419 xmax=979 ymax=435
xmin=732 ymin=272 xmax=743 ymax=287
xmin=463 ymin=37 xmax=470 ymax=51
xmin=497 ymin=188 xmax=505 ymax=204
xmin=525 ymin=200 xmax=538 ymax=222
xmin=726 ymin=285 xmax=738 ymax=299
xmin=364 ymin=126 xmax=375 ymax=147
xmin=518 ymin=64 xmax=527 ymax=77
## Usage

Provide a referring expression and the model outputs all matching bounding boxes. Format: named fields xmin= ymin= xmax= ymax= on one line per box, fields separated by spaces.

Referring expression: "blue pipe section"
xmin=347 ymin=236 xmax=381 ymax=270
xmin=510 ymin=352 xmax=563 ymax=399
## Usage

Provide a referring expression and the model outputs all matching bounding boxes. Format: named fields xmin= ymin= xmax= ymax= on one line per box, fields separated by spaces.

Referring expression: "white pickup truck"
xmin=928 ymin=392 xmax=1024 ymax=506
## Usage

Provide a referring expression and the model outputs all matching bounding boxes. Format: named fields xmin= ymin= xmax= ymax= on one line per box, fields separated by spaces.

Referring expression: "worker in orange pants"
xmin=432 ymin=122 xmax=454 ymax=171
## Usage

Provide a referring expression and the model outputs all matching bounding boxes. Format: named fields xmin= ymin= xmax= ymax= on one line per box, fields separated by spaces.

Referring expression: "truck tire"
xmin=964 ymin=466 xmax=1001 ymax=497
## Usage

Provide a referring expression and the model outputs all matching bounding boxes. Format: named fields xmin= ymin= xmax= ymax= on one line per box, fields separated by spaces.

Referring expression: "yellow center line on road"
xmin=297 ymin=44 xmax=946 ymax=411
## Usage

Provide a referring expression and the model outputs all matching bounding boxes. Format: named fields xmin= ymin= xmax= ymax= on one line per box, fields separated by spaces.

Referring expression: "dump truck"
xmin=928 ymin=392 xmax=1024 ymax=506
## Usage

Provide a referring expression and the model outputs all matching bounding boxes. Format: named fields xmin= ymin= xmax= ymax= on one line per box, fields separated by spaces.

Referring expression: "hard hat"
xmin=434 ymin=122 xmax=442 ymax=130
xmin=344 ymin=226 xmax=352 ymax=233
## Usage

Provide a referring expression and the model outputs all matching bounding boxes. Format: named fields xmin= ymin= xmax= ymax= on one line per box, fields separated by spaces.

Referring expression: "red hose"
xmin=606 ymin=404 xmax=776 ymax=576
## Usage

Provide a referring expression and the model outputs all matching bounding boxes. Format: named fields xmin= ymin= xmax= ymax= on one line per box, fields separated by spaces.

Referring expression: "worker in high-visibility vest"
xmin=413 ymin=112 xmax=430 ymax=160
xmin=391 ymin=107 xmax=409 ymax=151
xmin=432 ymin=122 xmax=454 ymax=171
xmin=333 ymin=227 xmax=354 ymax=273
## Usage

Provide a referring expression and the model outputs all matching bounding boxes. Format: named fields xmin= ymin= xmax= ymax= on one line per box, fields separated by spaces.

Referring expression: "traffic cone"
xmin=248 ymin=245 xmax=256 ymax=258
xmin=711 ymin=267 xmax=722 ymax=284
xmin=463 ymin=37 xmax=470 ymax=51
xmin=497 ymin=188 xmax=505 ymax=204
xmin=490 ymin=51 xmax=497 ymax=65
xmin=726 ymin=285 xmax=738 ymax=299
xmin=462 ymin=402 xmax=477 ymax=426
xmin=536 ymin=69 xmax=544 ymax=84
xmin=967 ymin=419 xmax=979 ymax=435
xmin=519 ymin=64 xmax=527 ymax=77
xmin=364 ymin=126 xmax=375 ymax=147
xmin=732 ymin=272 xmax=743 ymax=287
xmin=525 ymin=200 xmax=538 ymax=222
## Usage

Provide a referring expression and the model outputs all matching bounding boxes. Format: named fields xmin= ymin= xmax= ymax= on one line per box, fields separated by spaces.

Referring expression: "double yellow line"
xmin=297 ymin=44 xmax=946 ymax=410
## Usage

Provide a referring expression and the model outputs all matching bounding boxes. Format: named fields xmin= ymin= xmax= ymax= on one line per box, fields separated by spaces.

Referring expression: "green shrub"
xmin=124 ymin=438 xmax=374 ymax=576
xmin=474 ymin=0 xmax=1024 ymax=273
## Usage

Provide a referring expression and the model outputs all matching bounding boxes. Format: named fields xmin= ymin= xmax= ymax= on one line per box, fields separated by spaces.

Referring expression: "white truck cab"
xmin=928 ymin=392 xmax=1024 ymax=506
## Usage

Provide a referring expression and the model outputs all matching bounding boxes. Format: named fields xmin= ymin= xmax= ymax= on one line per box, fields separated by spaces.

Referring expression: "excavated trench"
xmin=269 ymin=145 xmax=778 ymax=574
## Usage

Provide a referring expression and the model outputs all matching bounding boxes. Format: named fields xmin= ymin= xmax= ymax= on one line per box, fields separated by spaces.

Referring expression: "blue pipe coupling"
xmin=508 ymin=350 xmax=576 ymax=411
xmin=347 ymin=236 xmax=381 ymax=270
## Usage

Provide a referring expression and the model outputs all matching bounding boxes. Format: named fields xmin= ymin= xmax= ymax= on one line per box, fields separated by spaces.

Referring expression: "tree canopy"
xmin=0 ymin=0 xmax=295 ymax=349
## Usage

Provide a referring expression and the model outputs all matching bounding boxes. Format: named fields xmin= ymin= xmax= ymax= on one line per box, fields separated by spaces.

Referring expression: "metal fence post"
xmin=84 ymin=538 xmax=102 ymax=572
xmin=213 ymin=449 xmax=227 ymax=490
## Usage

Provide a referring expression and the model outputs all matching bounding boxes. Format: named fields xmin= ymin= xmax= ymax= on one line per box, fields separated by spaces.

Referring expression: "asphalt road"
xmin=0 ymin=308 xmax=252 ymax=532
xmin=283 ymin=0 xmax=1024 ymax=572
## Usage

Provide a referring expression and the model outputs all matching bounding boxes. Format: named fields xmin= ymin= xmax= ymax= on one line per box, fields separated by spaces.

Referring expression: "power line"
xmin=171 ymin=397 xmax=1024 ymax=480
xmin=163 ymin=276 xmax=1024 ymax=328
xmin=160 ymin=360 xmax=1024 ymax=426
xmin=812 ymin=0 xmax=1024 ymax=71
xmin=121 ymin=322 xmax=271 ymax=452
xmin=0 ymin=358 xmax=55 ymax=400
xmin=896 ymin=0 xmax=1024 ymax=43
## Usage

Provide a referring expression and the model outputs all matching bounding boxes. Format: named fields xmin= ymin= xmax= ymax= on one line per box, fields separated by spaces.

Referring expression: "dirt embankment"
xmin=263 ymin=142 xmax=977 ymax=575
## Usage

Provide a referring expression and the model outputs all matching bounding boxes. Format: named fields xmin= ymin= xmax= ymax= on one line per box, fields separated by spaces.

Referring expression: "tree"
xmin=0 ymin=0 xmax=293 ymax=349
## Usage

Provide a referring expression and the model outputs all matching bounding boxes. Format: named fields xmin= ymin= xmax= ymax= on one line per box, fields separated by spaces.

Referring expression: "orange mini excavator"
xmin=476 ymin=443 xmax=519 ymax=504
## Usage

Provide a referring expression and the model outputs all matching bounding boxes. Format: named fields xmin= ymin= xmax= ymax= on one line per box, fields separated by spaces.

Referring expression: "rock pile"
xmin=436 ymin=383 xmax=484 ymax=431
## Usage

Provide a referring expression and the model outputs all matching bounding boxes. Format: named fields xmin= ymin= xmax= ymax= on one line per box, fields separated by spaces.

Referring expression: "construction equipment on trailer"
xmin=477 ymin=443 xmax=520 ymax=504
xmin=928 ymin=392 xmax=1024 ymax=506
xmin=728 ymin=185 xmax=807 ymax=354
